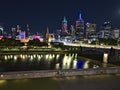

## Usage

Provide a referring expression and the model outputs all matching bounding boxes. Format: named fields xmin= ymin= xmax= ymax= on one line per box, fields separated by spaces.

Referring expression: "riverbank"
xmin=0 ymin=67 xmax=120 ymax=80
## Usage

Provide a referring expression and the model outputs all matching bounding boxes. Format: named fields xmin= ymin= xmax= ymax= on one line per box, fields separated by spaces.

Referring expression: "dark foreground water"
xmin=0 ymin=75 xmax=120 ymax=90
xmin=0 ymin=53 xmax=112 ymax=72
xmin=0 ymin=53 xmax=119 ymax=90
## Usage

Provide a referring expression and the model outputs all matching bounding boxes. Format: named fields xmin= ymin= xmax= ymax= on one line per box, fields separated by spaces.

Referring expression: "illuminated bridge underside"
xmin=0 ymin=67 xmax=120 ymax=80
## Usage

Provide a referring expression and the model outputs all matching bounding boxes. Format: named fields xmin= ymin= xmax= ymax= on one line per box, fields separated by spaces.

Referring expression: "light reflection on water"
xmin=0 ymin=53 xmax=102 ymax=71
xmin=0 ymin=80 xmax=7 ymax=85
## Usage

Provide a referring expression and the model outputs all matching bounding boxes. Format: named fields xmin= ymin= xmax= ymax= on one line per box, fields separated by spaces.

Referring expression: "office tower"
xmin=112 ymin=28 xmax=120 ymax=39
xmin=86 ymin=23 xmax=97 ymax=39
xmin=75 ymin=12 xmax=85 ymax=40
xmin=16 ymin=25 xmax=21 ymax=36
xmin=62 ymin=17 xmax=68 ymax=35
xmin=19 ymin=31 xmax=26 ymax=39
xmin=11 ymin=27 xmax=16 ymax=39
xmin=56 ymin=29 xmax=62 ymax=35
xmin=0 ymin=25 xmax=4 ymax=35
xmin=101 ymin=21 xmax=111 ymax=39
xmin=17 ymin=25 xmax=20 ymax=31
xmin=70 ymin=25 xmax=75 ymax=37
xmin=26 ymin=24 xmax=30 ymax=38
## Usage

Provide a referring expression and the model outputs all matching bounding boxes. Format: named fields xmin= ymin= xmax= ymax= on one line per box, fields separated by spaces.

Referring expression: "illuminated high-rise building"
xmin=11 ymin=27 xmax=16 ymax=39
xmin=75 ymin=12 xmax=85 ymax=40
xmin=26 ymin=24 xmax=31 ymax=38
xmin=0 ymin=24 xmax=4 ymax=35
xmin=100 ymin=21 xmax=111 ymax=39
xmin=17 ymin=25 xmax=20 ymax=31
xmin=16 ymin=25 xmax=21 ymax=36
xmin=19 ymin=31 xmax=26 ymax=39
xmin=70 ymin=25 xmax=75 ymax=37
xmin=112 ymin=28 xmax=120 ymax=39
xmin=86 ymin=23 xmax=97 ymax=39
xmin=62 ymin=17 xmax=68 ymax=35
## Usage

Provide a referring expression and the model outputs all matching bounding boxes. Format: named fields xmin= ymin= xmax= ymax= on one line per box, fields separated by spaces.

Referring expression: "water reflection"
xmin=0 ymin=53 xmax=102 ymax=72
xmin=83 ymin=60 xmax=90 ymax=69
xmin=0 ymin=80 xmax=6 ymax=85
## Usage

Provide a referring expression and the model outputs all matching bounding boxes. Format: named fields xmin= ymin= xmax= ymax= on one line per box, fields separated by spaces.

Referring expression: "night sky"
xmin=0 ymin=0 xmax=120 ymax=33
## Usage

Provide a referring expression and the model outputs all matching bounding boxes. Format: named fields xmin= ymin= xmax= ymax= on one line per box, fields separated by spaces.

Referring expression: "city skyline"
xmin=0 ymin=0 xmax=120 ymax=33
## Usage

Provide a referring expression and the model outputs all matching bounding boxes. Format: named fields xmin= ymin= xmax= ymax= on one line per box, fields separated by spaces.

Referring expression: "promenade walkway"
xmin=0 ymin=67 xmax=120 ymax=80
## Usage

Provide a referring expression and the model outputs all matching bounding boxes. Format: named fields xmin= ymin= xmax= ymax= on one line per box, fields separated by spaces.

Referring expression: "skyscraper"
xmin=101 ymin=21 xmax=111 ymax=39
xmin=26 ymin=24 xmax=31 ymax=38
xmin=75 ymin=12 xmax=85 ymax=40
xmin=16 ymin=25 xmax=21 ymax=36
xmin=62 ymin=17 xmax=68 ymax=35
xmin=86 ymin=23 xmax=97 ymax=39
xmin=112 ymin=28 xmax=120 ymax=39
xmin=70 ymin=25 xmax=75 ymax=37
xmin=0 ymin=24 xmax=4 ymax=35
xmin=19 ymin=31 xmax=26 ymax=39
xmin=11 ymin=27 xmax=16 ymax=39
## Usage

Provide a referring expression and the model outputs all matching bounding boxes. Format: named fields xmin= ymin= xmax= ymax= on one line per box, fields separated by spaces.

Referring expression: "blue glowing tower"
xmin=75 ymin=12 xmax=85 ymax=40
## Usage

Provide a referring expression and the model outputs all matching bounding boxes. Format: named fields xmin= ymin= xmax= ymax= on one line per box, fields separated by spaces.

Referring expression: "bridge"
xmin=63 ymin=43 xmax=120 ymax=56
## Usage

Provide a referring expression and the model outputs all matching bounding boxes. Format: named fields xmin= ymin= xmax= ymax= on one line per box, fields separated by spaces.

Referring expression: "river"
xmin=0 ymin=53 xmax=119 ymax=90
xmin=0 ymin=53 xmax=112 ymax=72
